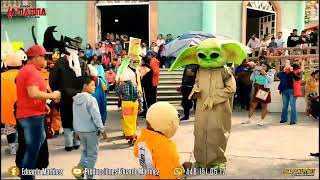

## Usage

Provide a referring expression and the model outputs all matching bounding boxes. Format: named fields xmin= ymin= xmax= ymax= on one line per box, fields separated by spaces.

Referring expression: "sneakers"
xmin=290 ymin=121 xmax=297 ymax=125
xmin=310 ymin=152 xmax=320 ymax=157
xmin=128 ymin=139 xmax=136 ymax=146
xmin=309 ymin=114 xmax=318 ymax=121
xmin=257 ymin=122 xmax=264 ymax=126
xmin=280 ymin=120 xmax=287 ymax=123
xmin=241 ymin=117 xmax=252 ymax=124
xmin=64 ymin=147 xmax=73 ymax=151
xmin=207 ymin=163 xmax=226 ymax=173
xmin=73 ymin=145 xmax=80 ymax=150
xmin=9 ymin=143 xmax=17 ymax=155
xmin=180 ymin=116 xmax=189 ymax=121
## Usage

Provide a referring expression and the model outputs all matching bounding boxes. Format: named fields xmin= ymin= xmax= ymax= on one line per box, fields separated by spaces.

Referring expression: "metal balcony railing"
xmin=1 ymin=1 xmax=36 ymax=13
xmin=247 ymin=46 xmax=319 ymax=75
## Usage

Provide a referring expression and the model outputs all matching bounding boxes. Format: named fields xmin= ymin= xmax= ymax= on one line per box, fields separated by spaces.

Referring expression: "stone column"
xmin=36 ymin=0 xmax=48 ymax=45
xmin=297 ymin=1 xmax=306 ymax=32
xmin=202 ymin=1 xmax=216 ymax=33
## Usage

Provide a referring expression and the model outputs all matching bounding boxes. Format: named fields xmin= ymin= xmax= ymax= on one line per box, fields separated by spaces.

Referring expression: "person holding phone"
xmin=242 ymin=61 xmax=275 ymax=126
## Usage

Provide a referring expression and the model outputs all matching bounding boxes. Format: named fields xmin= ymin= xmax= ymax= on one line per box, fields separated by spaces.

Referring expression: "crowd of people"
xmin=1 ymin=27 xmax=319 ymax=180
xmin=1 ymin=27 xmax=167 ymax=179
xmin=247 ymin=28 xmax=318 ymax=58
xmin=81 ymin=33 xmax=176 ymax=77
xmin=234 ymin=58 xmax=319 ymax=126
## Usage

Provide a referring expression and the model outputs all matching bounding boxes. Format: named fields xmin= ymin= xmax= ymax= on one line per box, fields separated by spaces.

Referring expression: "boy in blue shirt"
xmin=73 ymin=76 xmax=104 ymax=179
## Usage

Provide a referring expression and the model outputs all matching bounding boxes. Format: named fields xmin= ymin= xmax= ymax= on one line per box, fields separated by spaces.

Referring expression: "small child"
xmin=73 ymin=76 xmax=104 ymax=179
xmin=134 ymin=102 xmax=185 ymax=179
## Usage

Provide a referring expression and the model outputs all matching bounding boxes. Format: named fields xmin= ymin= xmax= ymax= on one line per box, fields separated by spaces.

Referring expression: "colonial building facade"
xmin=1 ymin=1 xmax=307 ymax=48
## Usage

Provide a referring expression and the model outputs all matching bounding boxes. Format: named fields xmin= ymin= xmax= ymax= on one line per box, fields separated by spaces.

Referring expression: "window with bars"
xmin=1 ymin=1 xmax=36 ymax=13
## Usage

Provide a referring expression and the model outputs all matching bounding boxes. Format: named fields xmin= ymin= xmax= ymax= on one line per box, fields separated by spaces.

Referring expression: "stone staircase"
xmin=107 ymin=68 xmax=183 ymax=105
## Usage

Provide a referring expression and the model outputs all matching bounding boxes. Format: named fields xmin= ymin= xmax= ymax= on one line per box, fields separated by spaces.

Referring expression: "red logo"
xmin=7 ymin=5 xmax=47 ymax=19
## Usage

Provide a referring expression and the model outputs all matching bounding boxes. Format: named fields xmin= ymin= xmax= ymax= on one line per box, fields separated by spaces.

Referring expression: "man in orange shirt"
xmin=134 ymin=102 xmax=185 ymax=179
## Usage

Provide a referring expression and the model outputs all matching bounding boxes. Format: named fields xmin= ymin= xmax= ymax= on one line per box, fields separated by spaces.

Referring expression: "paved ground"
xmin=1 ymin=108 xmax=319 ymax=179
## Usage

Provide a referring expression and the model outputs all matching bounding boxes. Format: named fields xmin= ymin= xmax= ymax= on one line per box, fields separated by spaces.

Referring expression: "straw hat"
xmin=146 ymin=102 xmax=179 ymax=138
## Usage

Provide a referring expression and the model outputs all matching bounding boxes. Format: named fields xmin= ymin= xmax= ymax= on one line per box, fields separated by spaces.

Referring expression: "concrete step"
xmin=108 ymin=89 xmax=180 ymax=95
xmin=107 ymin=95 xmax=182 ymax=101
xmin=158 ymin=85 xmax=180 ymax=90
xmin=159 ymin=75 xmax=182 ymax=80
xmin=157 ymin=90 xmax=180 ymax=94
xmin=107 ymin=101 xmax=181 ymax=106
xmin=158 ymin=80 xmax=181 ymax=86
xmin=159 ymin=70 xmax=183 ymax=75
xmin=160 ymin=68 xmax=183 ymax=71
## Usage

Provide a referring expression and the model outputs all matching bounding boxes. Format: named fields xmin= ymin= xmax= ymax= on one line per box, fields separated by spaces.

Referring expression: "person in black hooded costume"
xmin=44 ymin=26 xmax=90 ymax=151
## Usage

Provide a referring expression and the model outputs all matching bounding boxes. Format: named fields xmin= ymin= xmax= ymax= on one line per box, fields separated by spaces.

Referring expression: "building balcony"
xmin=1 ymin=0 xmax=36 ymax=14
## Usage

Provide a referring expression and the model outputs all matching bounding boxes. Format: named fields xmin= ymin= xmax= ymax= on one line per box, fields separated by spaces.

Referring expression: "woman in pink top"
xmin=156 ymin=34 xmax=165 ymax=47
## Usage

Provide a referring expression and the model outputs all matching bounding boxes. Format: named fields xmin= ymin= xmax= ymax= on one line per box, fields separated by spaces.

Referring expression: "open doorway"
xmin=98 ymin=5 xmax=149 ymax=45
xmin=246 ymin=8 xmax=276 ymax=43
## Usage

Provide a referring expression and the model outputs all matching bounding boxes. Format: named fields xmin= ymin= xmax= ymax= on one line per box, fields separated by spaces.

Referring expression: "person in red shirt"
xmin=139 ymin=51 xmax=160 ymax=118
xmin=15 ymin=45 xmax=61 ymax=179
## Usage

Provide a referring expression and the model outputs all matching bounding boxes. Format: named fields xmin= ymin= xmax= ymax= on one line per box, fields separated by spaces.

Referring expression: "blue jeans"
xmin=281 ymin=89 xmax=297 ymax=123
xmin=18 ymin=115 xmax=46 ymax=180
xmin=78 ymin=132 xmax=99 ymax=179
xmin=64 ymin=128 xmax=81 ymax=148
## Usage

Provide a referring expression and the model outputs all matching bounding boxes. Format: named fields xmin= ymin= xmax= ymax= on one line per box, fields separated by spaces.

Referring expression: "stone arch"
xmin=87 ymin=1 xmax=158 ymax=46
xmin=241 ymin=1 xmax=282 ymax=44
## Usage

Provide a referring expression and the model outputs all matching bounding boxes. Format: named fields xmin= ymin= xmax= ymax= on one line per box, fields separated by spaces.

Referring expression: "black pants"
xmin=181 ymin=86 xmax=197 ymax=117
xmin=310 ymin=98 xmax=320 ymax=119
xmin=142 ymin=86 xmax=157 ymax=114
xmin=237 ymin=85 xmax=252 ymax=110
xmin=7 ymin=133 xmax=16 ymax=143
xmin=109 ymin=84 xmax=115 ymax=91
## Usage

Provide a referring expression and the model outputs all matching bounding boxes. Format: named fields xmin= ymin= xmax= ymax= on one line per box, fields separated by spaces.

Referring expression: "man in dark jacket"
xmin=277 ymin=62 xmax=303 ymax=125
xmin=235 ymin=59 xmax=254 ymax=111
xmin=179 ymin=64 xmax=199 ymax=120
xmin=50 ymin=54 xmax=89 ymax=151
xmin=45 ymin=27 xmax=89 ymax=151
xmin=287 ymin=29 xmax=300 ymax=47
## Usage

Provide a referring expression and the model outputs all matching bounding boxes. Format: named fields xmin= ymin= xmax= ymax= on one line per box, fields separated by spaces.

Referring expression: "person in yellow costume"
xmin=1 ymin=37 xmax=26 ymax=155
xmin=116 ymin=37 xmax=143 ymax=146
xmin=134 ymin=102 xmax=185 ymax=179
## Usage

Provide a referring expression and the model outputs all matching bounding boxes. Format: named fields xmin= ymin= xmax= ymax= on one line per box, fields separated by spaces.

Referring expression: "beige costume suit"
xmin=189 ymin=66 xmax=236 ymax=167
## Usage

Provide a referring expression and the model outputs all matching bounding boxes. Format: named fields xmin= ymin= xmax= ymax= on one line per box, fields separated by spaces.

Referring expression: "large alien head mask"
xmin=169 ymin=38 xmax=249 ymax=70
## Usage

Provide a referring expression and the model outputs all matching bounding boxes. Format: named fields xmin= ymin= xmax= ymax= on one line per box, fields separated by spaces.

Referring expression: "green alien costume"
xmin=170 ymin=38 xmax=249 ymax=168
